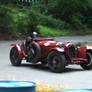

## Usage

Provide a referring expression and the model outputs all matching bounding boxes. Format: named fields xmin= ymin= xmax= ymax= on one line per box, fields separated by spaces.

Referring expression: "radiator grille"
xmin=68 ymin=45 xmax=76 ymax=58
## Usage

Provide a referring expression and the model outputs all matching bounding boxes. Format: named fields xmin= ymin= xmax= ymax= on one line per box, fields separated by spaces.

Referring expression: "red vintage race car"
xmin=10 ymin=33 xmax=92 ymax=73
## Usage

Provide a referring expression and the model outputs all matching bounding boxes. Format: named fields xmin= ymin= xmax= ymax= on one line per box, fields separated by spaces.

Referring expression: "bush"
xmin=0 ymin=6 xmax=11 ymax=33
xmin=70 ymin=14 xmax=87 ymax=30
xmin=37 ymin=14 xmax=69 ymax=30
xmin=0 ymin=6 xmax=39 ymax=37
xmin=86 ymin=16 xmax=92 ymax=28
xmin=47 ymin=0 xmax=92 ymax=30
xmin=38 ymin=25 xmax=75 ymax=36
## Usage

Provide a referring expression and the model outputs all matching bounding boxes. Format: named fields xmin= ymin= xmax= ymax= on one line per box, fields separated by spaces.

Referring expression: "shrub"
xmin=47 ymin=0 xmax=92 ymax=30
xmin=37 ymin=14 xmax=69 ymax=30
xmin=0 ymin=6 xmax=39 ymax=37
xmin=0 ymin=6 xmax=11 ymax=33
xmin=86 ymin=16 xmax=92 ymax=28
xmin=70 ymin=14 xmax=87 ymax=30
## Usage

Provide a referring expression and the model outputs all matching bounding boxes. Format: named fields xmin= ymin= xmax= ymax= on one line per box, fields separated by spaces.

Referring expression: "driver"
xmin=25 ymin=32 xmax=38 ymax=48
xmin=30 ymin=32 xmax=38 ymax=38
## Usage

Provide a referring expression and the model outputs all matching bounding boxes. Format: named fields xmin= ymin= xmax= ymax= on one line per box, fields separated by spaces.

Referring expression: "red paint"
xmin=10 ymin=37 xmax=92 ymax=65
xmin=11 ymin=44 xmax=24 ymax=59
xmin=77 ymin=46 xmax=87 ymax=59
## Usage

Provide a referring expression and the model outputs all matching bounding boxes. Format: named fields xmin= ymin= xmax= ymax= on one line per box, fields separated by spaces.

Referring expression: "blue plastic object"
xmin=53 ymin=89 xmax=92 ymax=92
xmin=0 ymin=81 xmax=36 ymax=92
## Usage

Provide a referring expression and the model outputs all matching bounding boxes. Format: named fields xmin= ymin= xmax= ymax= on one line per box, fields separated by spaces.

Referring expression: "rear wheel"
xmin=48 ymin=51 xmax=67 ymax=73
xmin=80 ymin=52 xmax=92 ymax=70
xmin=10 ymin=47 xmax=21 ymax=66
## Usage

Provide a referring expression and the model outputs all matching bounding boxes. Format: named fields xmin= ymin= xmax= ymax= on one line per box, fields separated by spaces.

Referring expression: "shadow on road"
xmin=21 ymin=63 xmax=50 ymax=72
xmin=63 ymin=67 xmax=83 ymax=73
xmin=20 ymin=63 xmax=83 ymax=73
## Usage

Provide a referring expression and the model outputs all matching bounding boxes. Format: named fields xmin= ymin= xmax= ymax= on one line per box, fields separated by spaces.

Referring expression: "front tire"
xmin=48 ymin=51 xmax=67 ymax=73
xmin=80 ymin=52 xmax=92 ymax=70
xmin=10 ymin=47 xmax=21 ymax=66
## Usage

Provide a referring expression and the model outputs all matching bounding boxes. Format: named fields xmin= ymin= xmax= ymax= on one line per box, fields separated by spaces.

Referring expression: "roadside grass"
xmin=38 ymin=25 xmax=76 ymax=36
xmin=84 ymin=29 xmax=92 ymax=34
xmin=38 ymin=25 xmax=92 ymax=37
xmin=87 ymin=43 xmax=92 ymax=46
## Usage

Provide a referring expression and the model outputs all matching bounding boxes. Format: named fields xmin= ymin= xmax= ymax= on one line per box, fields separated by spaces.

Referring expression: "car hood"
xmin=38 ymin=40 xmax=64 ymax=47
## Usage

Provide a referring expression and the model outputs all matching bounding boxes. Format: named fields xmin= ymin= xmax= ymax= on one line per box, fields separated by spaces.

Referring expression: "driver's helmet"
xmin=30 ymin=32 xmax=38 ymax=38
xmin=26 ymin=36 xmax=32 ymax=43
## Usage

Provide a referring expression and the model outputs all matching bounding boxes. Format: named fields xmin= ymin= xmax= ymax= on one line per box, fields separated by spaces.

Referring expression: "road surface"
xmin=0 ymin=35 xmax=92 ymax=89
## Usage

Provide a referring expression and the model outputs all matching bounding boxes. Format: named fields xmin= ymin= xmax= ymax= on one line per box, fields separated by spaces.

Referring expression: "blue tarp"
xmin=0 ymin=81 xmax=36 ymax=88
xmin=0 ymin=81 xmax=36 ymax=92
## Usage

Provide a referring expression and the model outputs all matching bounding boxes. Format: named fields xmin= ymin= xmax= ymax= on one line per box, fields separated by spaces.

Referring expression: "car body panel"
xmin=11 ymin=44 xmax=24 ymax=59
xmin=77 ymin=46 xmax=87 ymax=59
xmin=11 ymin=37 xmax=92 ymax=65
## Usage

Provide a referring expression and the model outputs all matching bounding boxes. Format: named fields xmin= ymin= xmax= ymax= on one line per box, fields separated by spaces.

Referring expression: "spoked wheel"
xmin=48 ymin=51 xmax=67 ymax=73
xmin=80 ymin=52 xmax=92 ymax=70
xmin=10 ymin=47 xmax=21 ymax=66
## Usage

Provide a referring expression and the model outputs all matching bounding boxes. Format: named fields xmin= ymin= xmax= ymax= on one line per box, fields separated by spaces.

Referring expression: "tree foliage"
xmin=47 ymin=0 xmax=92 ymax=30
xmin=0 ymin=6 xmax=39 ymax=36
xmin=0 ymin=0 xmax=92 ymax=38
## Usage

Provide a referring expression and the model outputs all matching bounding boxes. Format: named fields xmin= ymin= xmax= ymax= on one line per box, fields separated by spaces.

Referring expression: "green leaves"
xmin=0 ymin=6 xmax=39 ymax=36
xmin=47 ymin=0 xmax=92 ymax=30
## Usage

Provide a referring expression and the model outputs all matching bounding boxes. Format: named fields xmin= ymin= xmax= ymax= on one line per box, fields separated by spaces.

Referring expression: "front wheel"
xmin=48 ymin=51 xmax=67 ymax=73
xmin=80 ymin=52 xmax=92 ymax=70
xmin=10 ymin=47 xmax=21 ymax=66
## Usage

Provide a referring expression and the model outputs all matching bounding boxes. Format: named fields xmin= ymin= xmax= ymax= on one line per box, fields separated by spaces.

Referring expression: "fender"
xmin=77 ymin=46 xmax=87 ymax=59
xmin=86 ymin=45 xmax=92 ymax=50
xmin=50 ymin=47 xmax=65 ymax=53
xmin=11 ymin=44 xmax=23 ymax=58
xmin=86 ymin=45 xmax=92 ymax=54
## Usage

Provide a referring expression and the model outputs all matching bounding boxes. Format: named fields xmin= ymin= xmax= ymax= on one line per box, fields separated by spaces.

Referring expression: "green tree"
xmin=47 ymin=0 xmax=91 ymax=30
xmin=0 ymin=6 xmax=39 ymax=37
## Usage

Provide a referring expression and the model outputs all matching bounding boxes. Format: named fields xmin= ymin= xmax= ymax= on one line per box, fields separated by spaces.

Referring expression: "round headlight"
xmin=60 ymin=44 xmax=65 ymax=48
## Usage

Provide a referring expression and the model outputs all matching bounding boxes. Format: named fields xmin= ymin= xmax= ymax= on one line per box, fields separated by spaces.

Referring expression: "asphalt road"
xmin=0 ymin=35 xmax=92 ymax=89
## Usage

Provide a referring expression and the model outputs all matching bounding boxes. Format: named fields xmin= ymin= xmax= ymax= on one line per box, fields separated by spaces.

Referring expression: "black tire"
xmin=31 ymin=42 xmax=41 ymax=57
xmin=80 ymin=52 xmax=92 ymax=70
xmin=28 ymin=42 xmax=41 ymax=63
xmin=10 ymin=47 xmax=21 ymax=66
xmin=48 ymin=51 xmax=67 ymax=73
